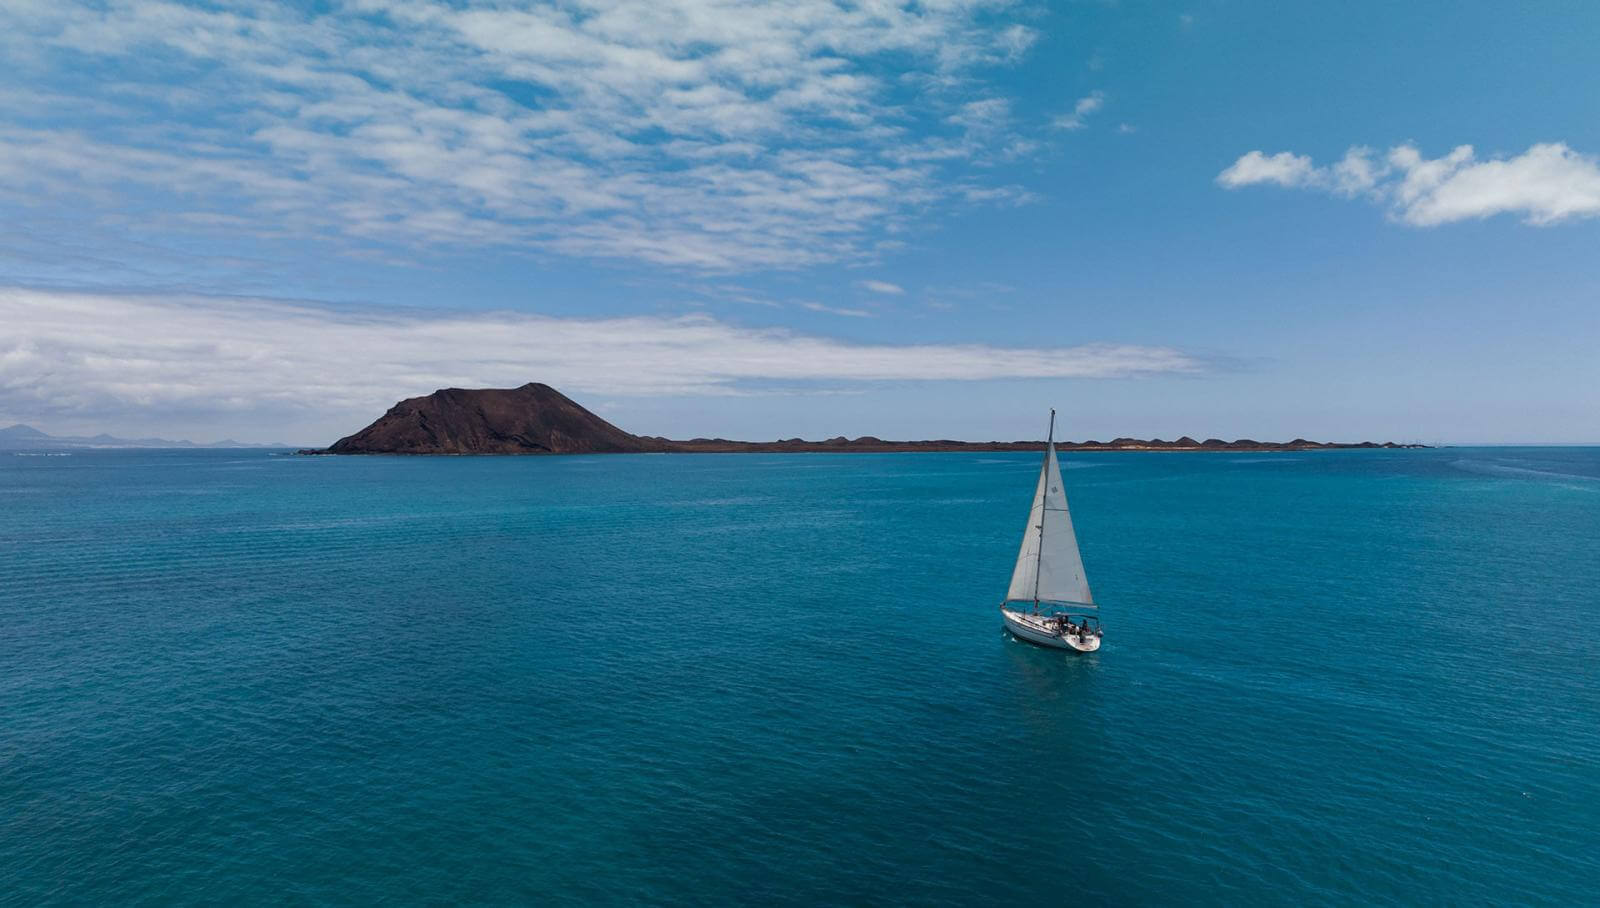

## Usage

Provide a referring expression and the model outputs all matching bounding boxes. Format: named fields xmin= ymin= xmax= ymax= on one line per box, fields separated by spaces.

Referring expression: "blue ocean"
xmin=3 ymin=447 xmax=1596 ymax=904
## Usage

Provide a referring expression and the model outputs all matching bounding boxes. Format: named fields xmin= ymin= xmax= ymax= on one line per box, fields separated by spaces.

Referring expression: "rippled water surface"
xmin=3 ymin=448 xmax=1597 ymax=904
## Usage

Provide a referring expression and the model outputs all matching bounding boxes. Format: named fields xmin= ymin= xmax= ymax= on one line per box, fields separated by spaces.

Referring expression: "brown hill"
xmin=327 ymin=383 xmax=666 ymax=455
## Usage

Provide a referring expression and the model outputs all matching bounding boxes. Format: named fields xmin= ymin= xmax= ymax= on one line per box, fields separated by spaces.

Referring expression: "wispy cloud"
xmin=800 ymin=301 xmax=872 ymax=318
xmin=858 ymin=279 xmax=904 ymax=295
xmin=1053 ymin=91 xmax=1105 ymax=130
xmin=0 ymin=0 xmax=1050 ymax=271
xmin=0 ymin=287 xmax=1201 ymax=436
xmin=1218 ymin=142 xmax=1600 ymax=226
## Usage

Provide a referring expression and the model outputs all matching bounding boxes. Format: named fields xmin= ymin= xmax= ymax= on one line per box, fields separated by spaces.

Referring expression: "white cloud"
xmin=0 ymin=287 xmax=1201 ymax=437
xmin=1216 ymin=150 xmax=1317 ymax=188
xmin=0 ymin=0 xmax=1050 ymax=271
xmin=1218 ymin=142 xmax=1600 ymax=226
xmin=1053 ymin=91 xmax=1104 ymax=130
xmin=994 ymin=24 xmax=1040 ymax=62
xmin=859 ymin=280 xmax=904 ymax=295
xmin=1391 ymin=143 xmax=1600 ymax=226
xmin=1329 ymin=146 xmax=1385 ymax=196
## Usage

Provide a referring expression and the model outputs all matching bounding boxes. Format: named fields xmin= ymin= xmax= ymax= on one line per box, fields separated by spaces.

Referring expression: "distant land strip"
xmin=644 ymin=437 xmax=1425 ymax=453
xmin=300 ymin=383 xmax=1427 ymax=455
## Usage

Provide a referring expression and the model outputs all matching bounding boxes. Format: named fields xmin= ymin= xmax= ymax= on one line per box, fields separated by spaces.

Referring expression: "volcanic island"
xmin=301 ymin=383 xmax=1425 ymax=455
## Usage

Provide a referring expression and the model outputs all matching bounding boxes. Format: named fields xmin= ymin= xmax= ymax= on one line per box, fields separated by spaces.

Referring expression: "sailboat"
xmin=1000 ymin=409 xmax=1102 ymax=652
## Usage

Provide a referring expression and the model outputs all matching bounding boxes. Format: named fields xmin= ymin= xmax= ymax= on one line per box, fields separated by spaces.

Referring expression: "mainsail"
xmin=1006 ymin=441 xmax=1094 ymax=607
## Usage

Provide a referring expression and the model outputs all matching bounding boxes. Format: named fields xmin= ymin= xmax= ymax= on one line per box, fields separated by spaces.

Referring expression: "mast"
xmin=1033 ymin=408 xmax=1054 ymax=612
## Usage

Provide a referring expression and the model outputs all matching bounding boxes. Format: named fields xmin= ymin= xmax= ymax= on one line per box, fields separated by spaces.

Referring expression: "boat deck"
xmin=1001 ymin=606 xmax=1101 ymax=652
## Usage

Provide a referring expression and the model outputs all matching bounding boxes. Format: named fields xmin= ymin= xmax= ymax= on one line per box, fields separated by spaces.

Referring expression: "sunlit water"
xmin=3 ymin=448 xmax=1596 ymax=904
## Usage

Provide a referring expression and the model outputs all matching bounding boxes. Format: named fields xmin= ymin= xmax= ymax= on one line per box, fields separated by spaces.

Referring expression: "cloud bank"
xmin=0 ymin=288 xmax=1200 ymax=435
xmin=0 ymin=0 xmax=1049 ymax=271
xmin=1218 ymin=142 xmax=1600 ymax=226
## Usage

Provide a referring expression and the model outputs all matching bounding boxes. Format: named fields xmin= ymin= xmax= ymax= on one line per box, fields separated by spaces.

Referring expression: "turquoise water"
xmin=3 ymin=447 xmax=1597 ymax=904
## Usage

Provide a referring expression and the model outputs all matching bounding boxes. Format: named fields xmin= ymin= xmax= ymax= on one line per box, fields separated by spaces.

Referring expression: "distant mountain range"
xmin=0 ymin=424 xmax=293 ymax=450
xmin=313 ymin=383 xmax=1427 ymax=455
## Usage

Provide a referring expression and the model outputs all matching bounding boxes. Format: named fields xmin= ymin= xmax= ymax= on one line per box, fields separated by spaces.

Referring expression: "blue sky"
xmin=2 ymin=0 xmax=1597 ymax=444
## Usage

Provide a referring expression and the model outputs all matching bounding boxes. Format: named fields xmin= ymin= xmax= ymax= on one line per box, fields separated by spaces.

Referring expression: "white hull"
xmin=1001 ymin=606 xmax=1101 ymax=652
